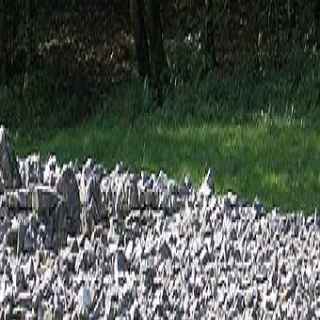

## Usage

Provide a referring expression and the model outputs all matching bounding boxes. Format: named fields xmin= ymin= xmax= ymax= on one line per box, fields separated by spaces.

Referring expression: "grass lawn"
xmin=10 ymin=58 xmax=320 ymax=215
xmin=14 ymin=116 xmax=319 ymax=214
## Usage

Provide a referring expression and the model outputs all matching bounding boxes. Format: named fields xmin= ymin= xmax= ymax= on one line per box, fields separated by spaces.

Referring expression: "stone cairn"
xmin=0 ymin=124 xmax=319 ymax=319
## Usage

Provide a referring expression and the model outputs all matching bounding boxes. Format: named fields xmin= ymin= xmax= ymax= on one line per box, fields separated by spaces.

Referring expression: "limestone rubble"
xmin=0 ymin=125 xmax=319 ymax=319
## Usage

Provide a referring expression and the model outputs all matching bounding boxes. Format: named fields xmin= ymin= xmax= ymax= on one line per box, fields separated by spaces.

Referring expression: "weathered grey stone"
xmin=114 ymin=249 xmax=128 ymax=276
xmin=159 ymin=241 xmax=172 ymax=261
xmin=68 ymin=237 xmax=79 ymax=254
xmin=56 ymin=166 xmax=81 ymax=236
xmin=127 ymin=174 xmax=139 ymax=210
xmin=198 ymin=168 xmax=214 ymax=200
xmin=25 ymin=310 xmax=37 ymax=320
xmin=253 ymin=196 xmax=265 ymax=218
xmin=43 ymin=154 xmax=58 ymax=187
xmin=32 ymin=186 xmax=60 ymax=216
xmin=25 ymin=257 xmax=36 ymax=280
xmin=52 ymin=294 xmax=64 ymax=320
xmin=24 ymin=222 xmax=36 ymax=253
xmin=4 ymin=154 xmax=320 ymax=319
xmin=43 ymin=307 xmax=54 ymax=320
xmin=2 ymin=302 xmax=13 ymax=320
xmin=12 ymin=307 xmax=28 ymax=319
xmin=79 ymin=158 xmax=95 ymax=204
xmin=52 ymin=199 xmax=68 ymax=250
xmin=85 ymin=175 xmax=102 ymax=220
xmin=16 ymin=291 xmax=33 ymax=309
xmin=25 ymin=153 xmax=42 ymax=187
xmin=6 ymin=191 xmax=19 ymax=209
xmin=0 ymin=125 xmax=21 ymax=189
xmin=81 ymin=198 xmax=95 ymax=237
xmin=0 ymin=174 xmax=4 ymax=194
xmin=77 ymin=285 xmax=92 ymax=316
xmin=17 ymin=188 xmax=33 ymax=209
xmin=145 ymin=190 xmax=157 ymax=209
xmin=4 ymin=220 xmax=26 ymax=255
xmin=75 ymin=246 xmax=95 ymax=273
xmin=130 ymin=303 xmax=142 ymax=320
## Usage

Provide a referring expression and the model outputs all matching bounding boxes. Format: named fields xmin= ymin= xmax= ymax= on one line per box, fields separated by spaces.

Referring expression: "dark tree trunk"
xmin=203 ymin=0 xmax=217 ymax=70
xmin=23 ymin=0 xmax=37 ymax=92
xmin=24 ymin=0 xmax=31 ymax=91
xmin=0 ymin=0 xmax=8 ymax=85
xmin=130 ymin=0 xmax=150 ymax=78
xmin=130 ymin=0 xmax=167 ymax=105
xmin=145 ymin=0 xmax=168 ymax=83
xmin=315 ymin=0 xmax=320 ymax=48
xmin=145 ymin=0 xmax=168 ymax=104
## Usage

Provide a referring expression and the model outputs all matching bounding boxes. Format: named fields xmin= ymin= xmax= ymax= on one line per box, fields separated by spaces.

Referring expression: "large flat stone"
xmin=32 ymin=186 xmax=59 ymax=215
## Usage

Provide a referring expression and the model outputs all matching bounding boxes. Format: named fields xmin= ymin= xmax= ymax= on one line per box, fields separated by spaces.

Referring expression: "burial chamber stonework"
xmin=0 ymin=125 xmax=319 ymax=319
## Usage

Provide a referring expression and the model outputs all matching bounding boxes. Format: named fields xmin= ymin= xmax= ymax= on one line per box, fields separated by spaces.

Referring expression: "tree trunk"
xmin=130 ymin=0 xmax=150 ymax=78
xmin=130 ymin=0 xmax=167 ymax=105
xmin=23 ymin=0 xmax=34 ymax=92
xmin=145 ymin=0 xmax=168 ymax=83
xmin=203 ymin=0 xmax=217 ymax=70
xmin=315 ymin=0 xmax=320 ymax=48
xmin=0 ymin=0 xmax=8 ymax=85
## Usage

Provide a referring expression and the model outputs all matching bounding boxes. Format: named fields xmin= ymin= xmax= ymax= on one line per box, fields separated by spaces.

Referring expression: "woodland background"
xmin=1 ymin=0 xmax=320 ymax=127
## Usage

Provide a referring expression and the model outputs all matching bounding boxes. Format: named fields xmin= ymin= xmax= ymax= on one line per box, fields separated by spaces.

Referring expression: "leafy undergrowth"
xmin=13 ymin=57 xmax=320 ymax=215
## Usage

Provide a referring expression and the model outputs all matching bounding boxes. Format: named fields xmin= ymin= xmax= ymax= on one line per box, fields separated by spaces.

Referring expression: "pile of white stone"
xmin=0 ymin=124 xmax=319 ymax=319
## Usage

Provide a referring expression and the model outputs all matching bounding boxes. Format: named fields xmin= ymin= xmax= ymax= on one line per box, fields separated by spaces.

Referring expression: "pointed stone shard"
xmin=43 ymin=154 xmax=58 ymax=187
xmin=81 ymin=198 xmax=95 ymax=237
xmin=253 ymin=196 xmax=265 ymax=218
xmin=56 ymin=166 xmax=81 ymax=236
xmin=0 ymin=176 xmax=4 ymax=194
xmin=179 ymin=175 xmax=193 ymax=197
xmin=83 ymin=174 xmax=102 ymax=223
xmin=0 ymin=125 xmax=21 ymax=189
xmin=127 ymin=173 xmax=139 ymax=210
xmin=130 ymin=302 xmax=142 ymax=320
xmin=79 ymin=158 xmax=94 ymax=204
xmin=145 ymin=190 xmax=156 ymax=209
xmin=23 ymin=221 xmax=36 ymax=253
xmin=125 ymin=240 xmax=134 ymax=262
xmin=114 ymin=249 xmax=128 ymax=279
xmin=69 ymin=237 xmax=79 ymax=254
xmin=198 ymin=168 xmax=214 ymax=200
xmin=159 ymin=240 xmax=172 ymax=261
xmin=24 ymin=153 xmax=42 ymax=187
xmin=77 ymin=285 xmax=92 ymax=316
xmin=25 ymin=257 xmax=36 ymax=280
xmin=51 ymin=199 xmax=68 ymax=250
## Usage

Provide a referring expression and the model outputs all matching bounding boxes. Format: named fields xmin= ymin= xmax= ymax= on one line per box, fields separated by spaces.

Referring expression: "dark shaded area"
xmin=0 ymin=0 xmax=320 ymax=129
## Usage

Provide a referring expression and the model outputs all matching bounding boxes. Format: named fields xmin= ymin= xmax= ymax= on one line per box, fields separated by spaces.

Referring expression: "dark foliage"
xmin=0 ymin=0 xmax=319 ymax=128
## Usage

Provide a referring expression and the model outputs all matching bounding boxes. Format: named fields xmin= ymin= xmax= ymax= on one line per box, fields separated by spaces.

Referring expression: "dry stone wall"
xmin=0 ymin=125 xmax=319 ymax=319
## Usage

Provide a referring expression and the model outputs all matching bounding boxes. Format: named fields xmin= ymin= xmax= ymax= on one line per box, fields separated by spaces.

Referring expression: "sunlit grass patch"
xmin=14 ymin=114 xmax=320 ymax=214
